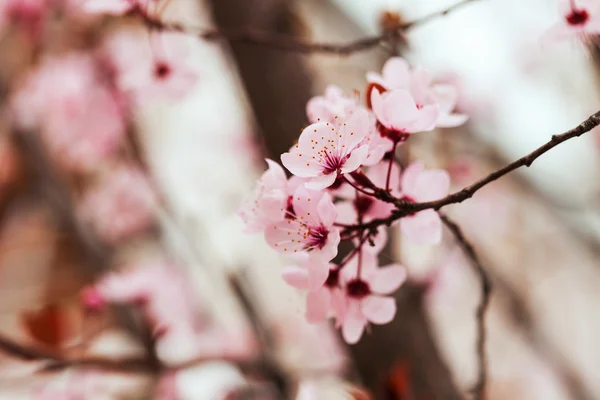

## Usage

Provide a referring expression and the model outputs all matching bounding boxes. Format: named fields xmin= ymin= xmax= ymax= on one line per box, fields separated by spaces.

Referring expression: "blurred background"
xmin=1 ymin=0 xmax=600 ymax=398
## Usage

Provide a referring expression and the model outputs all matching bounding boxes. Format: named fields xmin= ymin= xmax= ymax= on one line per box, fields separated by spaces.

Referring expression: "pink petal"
xmin=370 ymin=265 xmax=407 ymax=294
xmin=264 ymin=221 xmax=310 ymax=254
xmin=290 ymin=186 xmax=322 ymax=226
xmin=316 ymin=193 xmax=337 ymax=227
xmin=311 ymin=228 xmax=340 ymax=262
xmin=281 ymin=151 xmax=322 ymax=179
xmin=304 ymin=173 xmax=337 ymax=190
xmin=370 ymin=89 xmax=387 ymax=125
xmin=400 ymin=210 xmax=442 ymax=245
xmin=413 ymin=170 xmax=451 ymax=202
xmin=306 ymin=96 xmax=329 ymax=124
xmin=367 ymin=160 xmax=401 ymax=192
xmin=340 ymin=145 xmax=369 ymax=174
xmin=362 ymin=226 xmax=388 ymax=254
xmin=264 ymin=159 xmax=287 ymax=185
xmin=361 ymin=295 xmax=396 ymax=324
xmin=382 ymin=90 xmax=420 ymax=131
xmin=330 ymin=288 xmax=347 ymax=327
xmin=307 ymin=262 xmax=330 ymax=290
xmin=306 ymin=289 xmax=331 ymax=323
xmin=437 ymin=113 xmax=469 ymax=128
xmin=335 ymin=201 xmax=358 ymax=225
xmin=381 ymin=57 xmax=411 ymax=89
xmin=281 ymin=266 xmax=310 ymax=290
xmin=406 ymin=104 xmax=439 ymax=133
xmin=281 ymin=122 xmax=331 ymax=177
xmin=431 ymin=84 xmax=459 ymax=114
xmin=401 ymin=161 xmax=425 ymax=196
xmin=342 ymin=301 xmax=367 ymax=344
xmin=338 ymin=107 xmax=370 ymax=150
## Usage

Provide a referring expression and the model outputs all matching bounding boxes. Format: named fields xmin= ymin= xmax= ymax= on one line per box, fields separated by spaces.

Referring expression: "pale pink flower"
xmin=281 ymin=255 xmax=345 ymax=324
xmin=542 ymin=0 xmax=600 ymax=42
xmin=368 ymin=57 xmax=466 ymax=129
xmin=336 ymin=161 xmax=400 ymax=225
xmin=12 ymin=53 xmax=126 ymax=172
xmin=79 ymin=165 xmax=157 ymax=243
xmin=265 ymin=186 xmax=340 ymax=262
xmin=371 ymin=89 xmax=439 ymax=142
xmin=398 ymin=161 xmax=450 ymax=245
xmin=338 ymin=253 xmax=406 ymax=344
xmin=306 ymin=85 xmax=359 ymax=125
xmin=281 ymin=108 xmax=371 ymax=190
xmin=238 ymin=159 xmax=288 ymax=233
xmin=104 ymin=31 xmax=199 ymax=101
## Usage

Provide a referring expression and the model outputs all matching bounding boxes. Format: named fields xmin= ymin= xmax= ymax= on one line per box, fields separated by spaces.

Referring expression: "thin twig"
xmin=138 ymin=0 xmax=481 ymax=55
xmin=439 ymin=213 xmax=491 ymax=400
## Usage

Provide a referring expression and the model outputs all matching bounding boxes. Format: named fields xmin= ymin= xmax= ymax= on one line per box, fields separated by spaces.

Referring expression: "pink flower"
xmin=238 ymin=159 xmax=288 ymax=233
xmin=12 ymin=53 xmax=126 ymax=172
xmin=281 ymin=108 xmax=371 ymax=190
xmin=367 ymin=57 xmax=467 ymax=129
xmin=306 ymin=85 xmax=360 ymax=125
xmin=265 ymin=186 xmax=340 ymax=262
xmin=336 ymin=161 xmax=400 ymax=225
xmin=542 ymin=0 xmax=600 ymax=42
xmin=104 ymin=31 xmax=199 ymax=101
xmin=371 ymin=89 xmax=439 ymax=142
xmin=398 ymin=161 xmax=450 ymax=245
xmin=338 ymin=253 xmax=406 ymax=344
xmin=79 ymin=165 xmax=157 ymax=243
xmin=281 ymin=255 xmax=345 ymax=324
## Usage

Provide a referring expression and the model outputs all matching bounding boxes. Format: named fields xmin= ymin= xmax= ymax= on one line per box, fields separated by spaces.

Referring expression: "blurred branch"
xmin=137 ymin=0 xmax=481 ymax=55
xmin=439 ymin=212 xmax=491 ymax=400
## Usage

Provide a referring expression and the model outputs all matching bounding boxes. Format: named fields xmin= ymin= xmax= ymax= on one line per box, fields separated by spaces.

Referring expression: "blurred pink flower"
xmin=104 ymin=31 xmax=199 ymax=101
xmin=371 ymin=89 xmax=439 ymax=142
xmin=338 ymin=253 xmax=406 ymax=344
xmin=12 ymin=53 xmax=126 ymax=172
xmin=368 ymin=57 xmax=466 ymax=129
xmin=281 ymin=108 xmax=371 ymax=190
xmin=265 ymin=186 xmax=340 ymax=262
xmin=399 ymin=161 xmax=450 ymax=245
xmin=79 ymin=165 xmax=156 ymax=243
xmin=0 ymin=0 xmax=49 ymax=37
xmin=542 ymin=0 xmax=600 ymax=42
xmin=238 ymin=159 xmax=288 ymax=233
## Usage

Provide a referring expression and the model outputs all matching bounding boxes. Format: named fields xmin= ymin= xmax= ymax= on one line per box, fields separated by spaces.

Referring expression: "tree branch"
xmin=439 ymin=212 xmax=491 ymax=400
xmin=137 ymin=0 xmax=481 ymax=55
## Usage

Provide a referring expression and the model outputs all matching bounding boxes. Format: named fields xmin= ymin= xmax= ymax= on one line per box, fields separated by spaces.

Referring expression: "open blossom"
xmin=104 ymin=31 xmax=199 ymax=101
xmin=79 ymin=165 xmax=157 ymax=243
xmin=338 ymin=253 xmax=406 ymax=344
xmin=371 ymin=89 xmax=439 ymax=142
xmin=12 ymin=53 xmax=126 ymax=172
xmin=281 ymin=255 xmax=345 ymax=324
xmin=281 ymin=108 xmax=371 ymax=190
xmin=265 ymin=186 xmax=340 ymax=262
xmin=542 ymin=0 xmax=600 ymax=42
xmin=238 ymin=159 xmax=288 ymax=233
xmin=367 ymin=57 xmax=467 ymax=128
xmin=399 ymin=161 xmax=450 ymax=245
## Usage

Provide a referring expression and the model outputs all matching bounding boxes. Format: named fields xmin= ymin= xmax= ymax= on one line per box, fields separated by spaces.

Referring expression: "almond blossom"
xmin=398 ymin=161 xmax=450 ymax=245
xmin=367 ymin=57 xmax=467 ymax=129
xmin=104 ymin=31 xmax=199 ymax=101
xmin=265 ymin=186 xmax=340 ymax=262
xmin=238 ymin=159 xmax=288 ymax=233
xmin=542 ymin=0 xmax=600 ymax=42
xmin=79 ymin=165 xmax=157 ymax=243
xmin=371 ymin=89 xmax=439 ymax=142
xmin=281 ymin=108 xmax=371 ymax=190
xmin=338 ymin=253 xmax=406 ymax=344
xmin=12 ymin=53 xmax=126 ymax=172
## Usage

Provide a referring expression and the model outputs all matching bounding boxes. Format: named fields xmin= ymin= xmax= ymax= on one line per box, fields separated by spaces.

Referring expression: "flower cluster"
xmin=240 ymin=57 xmax=463 ymax=344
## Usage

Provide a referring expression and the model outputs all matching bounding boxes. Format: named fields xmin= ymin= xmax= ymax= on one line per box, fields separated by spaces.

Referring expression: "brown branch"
xmin=136 ymin=0 xmax=480 ymax=55
xmin=439 ymin=212 xmax=491 ymax=400
xmin=344 ymin=109 xmax=600 ymax=234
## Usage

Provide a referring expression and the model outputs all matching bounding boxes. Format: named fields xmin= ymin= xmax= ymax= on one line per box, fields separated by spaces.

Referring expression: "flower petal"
xmin=361 ymin=295 xmax=396 ymax=324
xmin=413 ymin=170 xmax=450 ymax=202
xmin=306 ymin=289 xmax=331 ymax=323
xmin=342 ymin=301 xmax=367 ymax=344
xmin=340 ymin=145 xmax=369 ymax=174
xmin=281 ymin=266 xmax=310 ymax=290
xmin=304 ymin=173 xmax=337 ymax=190
xmin=316 ymin=193 xmax=337 ymax=227
xmin=370 ymin=265 xmax=407 ymax=294
xmin=307 ymin=262 xmax=330 ymax=290
xmin=400 ymin=210 xmax=442 ymax=245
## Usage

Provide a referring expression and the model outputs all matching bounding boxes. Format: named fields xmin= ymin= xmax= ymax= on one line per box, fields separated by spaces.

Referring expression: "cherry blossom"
xmin=12 ymin=53 xmax=126 ymax=172
xmin=306 ymin=85 xmax=360 ymax=125
xmin=104 ymin=31 xmax=199 ymax=101
xmin=338 ymin=253 xmax=406 ymax=344
xmin=371 ymin=89 xmax=439 ymax=142
xmin=281 ymin=255 xmax=345 ymax=324
xmin=265 ymin=186 xmax=340 ymax=262
xmin=367 ymin=57 xmax=467 ymax=129
xmin=398 ymin=161 xmax=450 ymax=245
xmin=542 ymin=0 xmax=600 ymax=42
xmin=79 ymin=165 xmax=157 ymax=243
xmin=281 ymin=108 xmax=371 ymax=190
xmin=238 ymin=159 xmax=288 ymax=233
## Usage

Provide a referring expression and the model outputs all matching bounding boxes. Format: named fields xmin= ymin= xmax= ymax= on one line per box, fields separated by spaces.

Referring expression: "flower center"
xmin=306 ymin=225 xmax=329 ymax=250
xmin=319 ymin=149 xmax=347 ymax=175
xmin=354 ymin=195 xmax=374 ymax=215
xmin=154 ymin=62 xmax=171 ymax=79
xmin=285 ymin=195 xmax=295 ymax=219
xmin=399 ymin=195 xmax=416 ymax=217
xmin=325 ymin=268 xmax=340 ymax=288
xmin=566 ymin=8 xmax=589 ymax=26
xmin=346 ymin=278 xmax=371 ymax=299
xmin=377 ymin=121 xmax=410 ymax=143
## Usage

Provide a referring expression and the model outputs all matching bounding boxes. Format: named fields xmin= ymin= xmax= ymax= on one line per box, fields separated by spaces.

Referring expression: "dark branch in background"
xmin=440 ymin=213 xmax=491 ymax=400
xmin=136 ymin=0 xmax=481 ymax=55
xmin=344 ymin=109 xmax=600 ymax=234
